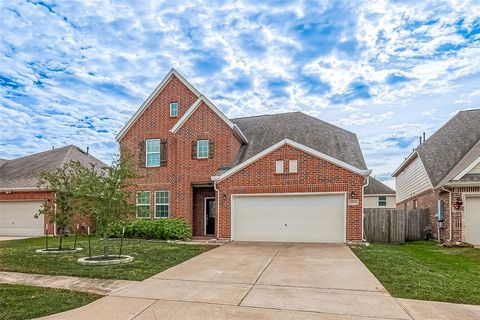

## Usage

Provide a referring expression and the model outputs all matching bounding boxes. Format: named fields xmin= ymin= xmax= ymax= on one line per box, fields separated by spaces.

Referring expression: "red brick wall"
xmin=119 ymin=75 xmax=243 ymax=225
xmin=192 ymin=187 xmax=215 ymax=236
xmin=216 ymin=144 xmax=365 ymax=241
xmin=397 ymin=186 xmax=480 ymax=242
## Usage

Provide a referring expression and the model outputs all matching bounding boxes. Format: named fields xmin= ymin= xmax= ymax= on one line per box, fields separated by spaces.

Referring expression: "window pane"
xmin=289 ymin=160 xmax=297 ymax=173
xmin=155 ymin=191 xmax=169 ymax=205
xmin=136 ymin=191 xmax=150 ymax=205
xmin=136 ymin=205 xmax=150 ymax=218
xmin=170 ymin=103 xmax=178 ymax=116
xmin=276 ymin=160 xmax=284 ymax=173
xmin=147 ymin=153 xmax=160 ymax=166
xmin=155 ymin=205 xmax=169 ymax=218
xmin=197 ymin=140 xmax=209 ymax=158
xmin=146 ymin=139 xmax=160 ymax=153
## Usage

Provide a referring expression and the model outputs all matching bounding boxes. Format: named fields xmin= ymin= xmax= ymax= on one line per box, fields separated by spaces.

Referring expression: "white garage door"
xmin=232 ymin=193 xmax=345 ymax=243
xmin=465 ymin=197 xmax=480 ymax=245
xmin=0 ymin=201 xmax=44 ymax=236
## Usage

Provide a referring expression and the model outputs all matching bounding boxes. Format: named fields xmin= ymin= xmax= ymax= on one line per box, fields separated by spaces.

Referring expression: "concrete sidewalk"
xmin=0 ymin=271 xmax=137 ymax=295
xmin=35 ymin=243 xmax=480 ymax=319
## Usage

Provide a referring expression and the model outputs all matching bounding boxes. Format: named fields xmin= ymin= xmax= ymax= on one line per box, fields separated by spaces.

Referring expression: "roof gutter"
xmin=0 ymin=187 xmax=48 ymax=192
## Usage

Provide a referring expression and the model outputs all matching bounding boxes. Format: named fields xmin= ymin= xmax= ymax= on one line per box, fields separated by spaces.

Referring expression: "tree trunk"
xmin=59 ymin=236 xmax=63 ymax=250
xmin=102 ymin=232 xmax=108 ymax=257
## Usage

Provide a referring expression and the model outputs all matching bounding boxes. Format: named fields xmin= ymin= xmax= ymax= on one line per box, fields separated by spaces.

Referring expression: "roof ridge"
xmin=231 ymin=111 xmax=301 ymax=120
xmin=5 ymin=145 xmax=71 ymax=163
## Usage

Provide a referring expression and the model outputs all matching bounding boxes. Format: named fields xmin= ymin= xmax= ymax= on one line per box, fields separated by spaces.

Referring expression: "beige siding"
xmin=468 ymin=159 xmax=480 ymax=174
xmin=395 ymin=156 xmax=432 ymax=203
xmin=364 ymin=195 xmax=396 ymax=208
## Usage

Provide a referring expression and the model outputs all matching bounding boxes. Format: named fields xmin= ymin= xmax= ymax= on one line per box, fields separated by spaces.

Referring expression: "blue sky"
xmin=1 ymin=1 xmax=480 ymax=188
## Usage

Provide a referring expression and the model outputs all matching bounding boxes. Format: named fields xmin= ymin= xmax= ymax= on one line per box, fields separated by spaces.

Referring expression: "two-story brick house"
xmin=117 ymin=69 xmax=371 ymax=243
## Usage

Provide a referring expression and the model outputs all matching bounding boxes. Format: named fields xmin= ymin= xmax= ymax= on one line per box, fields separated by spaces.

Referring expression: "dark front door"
xmin=205 ymin=198 xmax=215 ymax=235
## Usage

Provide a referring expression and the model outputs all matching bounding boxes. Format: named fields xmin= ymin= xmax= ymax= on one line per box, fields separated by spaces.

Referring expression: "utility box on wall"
xmin=437 ymin=199 xmax=445 ymax=222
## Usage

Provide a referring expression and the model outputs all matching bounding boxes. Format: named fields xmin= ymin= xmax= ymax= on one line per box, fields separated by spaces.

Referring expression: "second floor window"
xmin=197 ymin=140 xmax=209 ymax=158
xmin=170 ymin=102 xmax=178 ymax=117
xmin=146 ymin=139 xmax=161 ymax=167
xmin=378 ymin=196 xmax=387 ymax=207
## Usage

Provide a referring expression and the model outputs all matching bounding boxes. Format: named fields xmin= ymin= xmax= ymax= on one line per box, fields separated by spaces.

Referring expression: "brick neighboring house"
xmin=392 ymin=109 xmax=480 ymax=244
xmin=363 ymin=177 xmax=396 ymax=209
xmin=0 ymin=145 xmax=106 ymax=236
xmin=117 ymin=68 xmax=371 ymax=243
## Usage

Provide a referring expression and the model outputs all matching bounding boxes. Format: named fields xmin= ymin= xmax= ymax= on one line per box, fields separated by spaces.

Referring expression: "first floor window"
xmin=155 ymin=190 xmax=170 ymax=218
xmin=136 ymin=191 xmax=151 ymax=218
xmin=197 ymin=140 xmax=209 ymax=158
xmin=170 ymin=102 xmax=178 ymax=117
xmin=378 ymin=195 xmax=387 ymax=207
xmin=146 ymin=139 xmax=161 ymax=167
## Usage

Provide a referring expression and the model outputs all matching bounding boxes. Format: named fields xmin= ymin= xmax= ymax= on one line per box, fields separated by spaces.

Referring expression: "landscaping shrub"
xmin=107 ymin=218 xmax=191 ymax=240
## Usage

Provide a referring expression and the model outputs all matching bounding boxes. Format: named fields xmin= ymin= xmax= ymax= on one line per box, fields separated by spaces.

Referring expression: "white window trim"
xmin=170 ymin=102 xmax=178 ymax=117
xmin=146 ymin=139 xmax=161 ymax=167
xmin=289 ymin=160 xmax=298 ymax=173
xmin=154 ymin=190 xmax=170 ymax=218
xmin=136 ymin=191 xmax=151 ymax=219
xmin=197 ymin=140 xmax=209 ymax=159
xmin=275 ymin=160 xmax=284 ymax=174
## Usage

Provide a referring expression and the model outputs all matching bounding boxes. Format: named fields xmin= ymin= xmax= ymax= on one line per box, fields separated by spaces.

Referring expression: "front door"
xmin=205 ymin=198 xmax=216 ymax=235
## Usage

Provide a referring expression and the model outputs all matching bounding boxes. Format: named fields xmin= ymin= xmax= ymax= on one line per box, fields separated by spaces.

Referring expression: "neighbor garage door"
xmin=0 ymin=201 xmax=44 ymax=236
xmin=465 ymin=196 xmax=480 ymax=245
xmin=232 ymin=193 xmax=345 ymax=243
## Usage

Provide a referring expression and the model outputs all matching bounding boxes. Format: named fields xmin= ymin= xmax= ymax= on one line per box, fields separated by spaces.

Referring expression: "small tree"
xmin=37 ymin=161 xmax=90 ymax=250
xmin=79 ymin=152 xmax=137 ymax=256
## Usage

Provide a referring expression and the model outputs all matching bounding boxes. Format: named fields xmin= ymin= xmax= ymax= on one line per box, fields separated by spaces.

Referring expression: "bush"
xmin=107 ymin=218 xmax=191 ymax=240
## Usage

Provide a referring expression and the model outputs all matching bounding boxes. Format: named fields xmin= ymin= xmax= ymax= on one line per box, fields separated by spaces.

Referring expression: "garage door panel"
xmin=466 ymin=197 xmax=480 ymax=245
xmin=233 ymin=194 xmax=345 ymax=243
xmin=0 ymin=201 xmax=44 ymax=236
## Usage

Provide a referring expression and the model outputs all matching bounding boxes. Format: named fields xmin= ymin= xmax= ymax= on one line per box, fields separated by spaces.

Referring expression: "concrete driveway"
xmin=40 ymin=242 xmax=414 ymax=319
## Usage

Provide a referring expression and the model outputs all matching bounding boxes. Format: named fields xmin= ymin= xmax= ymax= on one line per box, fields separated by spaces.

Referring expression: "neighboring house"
xmin=392 ymin=109 xmax=480 ymax=245
xmin=364 ymin=177 xmax=396 ymax=209
xmin=117 ymin=68 xmax=371 ymax=243
xmin=0 ymin=145 xmax=106 ymax=236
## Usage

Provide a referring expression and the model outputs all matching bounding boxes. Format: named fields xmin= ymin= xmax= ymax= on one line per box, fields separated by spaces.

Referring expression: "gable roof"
xmin=0 ymin=145 xmax=107 ymax=191
xmin=231 ymin=112 xmax=367 ymax=169
xmin=415 ymin=109 xmax=480 ymax=187
xmin=212 ymin=138 xmax=371 ymax=182
xmin=364 ymin=177 xmax=395 ymax=195
xmin=116 ymin=68 xmax=201 ymax=141
xmin=170 ymin=95 xmax=248 ymax=143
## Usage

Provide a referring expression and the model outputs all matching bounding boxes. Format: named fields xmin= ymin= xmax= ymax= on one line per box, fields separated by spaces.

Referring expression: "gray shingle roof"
xmin=0 ymin=159 xmax=7 ymax=168
xmin=231 ymin=112 xmax=367 ymax=169
xmin=416 ymin=109 xmax=480 ymax=187
xmin=0 ymin=145 xmax=107 ymax=190
xmin=364 ymin=177 xmax=395 ymax=195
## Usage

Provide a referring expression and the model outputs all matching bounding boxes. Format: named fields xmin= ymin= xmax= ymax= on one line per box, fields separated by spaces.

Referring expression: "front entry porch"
xmin=192 ymin=185 xmax=216 ymax=238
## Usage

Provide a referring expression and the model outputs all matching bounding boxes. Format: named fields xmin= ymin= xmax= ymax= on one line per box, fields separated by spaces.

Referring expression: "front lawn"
xmin=0 ymin=236 xmax=214 ymax=281
xmin=351 ymin=241 xmax=480 ymax=305
xmin=0 ymin=283 xmax=100 ymax=320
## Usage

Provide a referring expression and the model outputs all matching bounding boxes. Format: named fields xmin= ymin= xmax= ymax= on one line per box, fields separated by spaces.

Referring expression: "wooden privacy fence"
xmin=364 ymin=208 xmax=429 ymax=243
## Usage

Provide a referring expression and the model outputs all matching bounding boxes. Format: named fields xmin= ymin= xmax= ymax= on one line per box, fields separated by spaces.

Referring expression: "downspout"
xmin=213 ymin=180 xmax=220 ymax=240
xmin=361 ymin=176 xmax=370 ymax=243
xmin=441 ymin=186 xmax=453 ymax=242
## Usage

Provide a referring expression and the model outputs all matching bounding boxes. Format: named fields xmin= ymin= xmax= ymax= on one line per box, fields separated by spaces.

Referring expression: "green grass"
xmin=350 ymin=241 xmax=480 ymax=305
xmin=0 ymin=283 xmax=100 ymax=320
xmin=0 ymin=236 xmax=214 ymax=281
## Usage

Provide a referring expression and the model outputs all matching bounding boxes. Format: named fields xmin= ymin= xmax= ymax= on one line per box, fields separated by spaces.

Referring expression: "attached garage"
xmin=0 ymin=201 xmax=44 ymax=236
xmin=232 ymin=193 xmax=346 ymax=243
xmin=465 ymin=196 xmax=480 ymax=245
